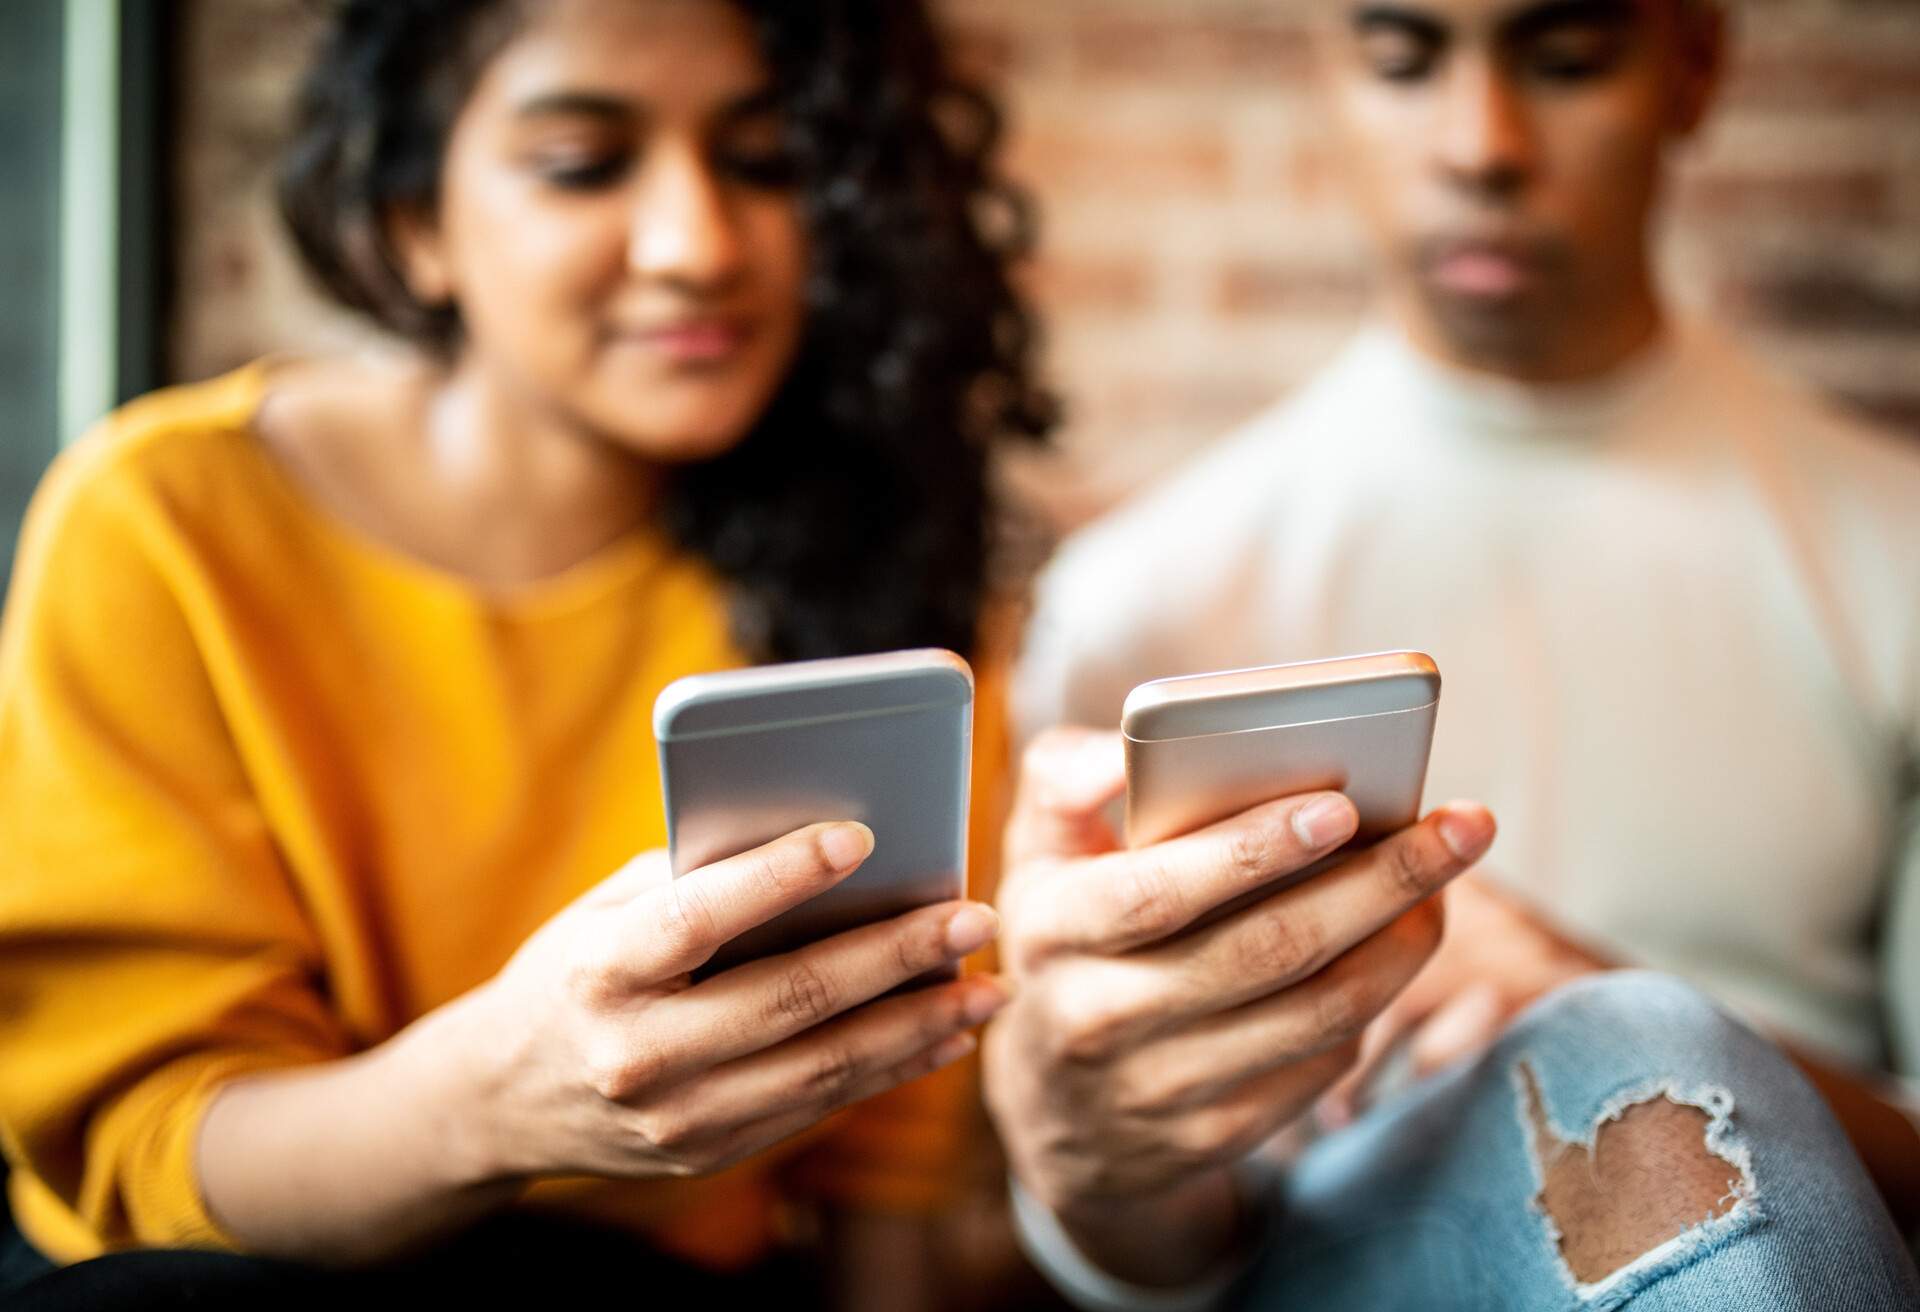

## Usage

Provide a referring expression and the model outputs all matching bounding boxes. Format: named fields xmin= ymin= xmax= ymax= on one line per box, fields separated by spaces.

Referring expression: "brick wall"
xmin=170 ymin=0 xmax=1920 ymax=530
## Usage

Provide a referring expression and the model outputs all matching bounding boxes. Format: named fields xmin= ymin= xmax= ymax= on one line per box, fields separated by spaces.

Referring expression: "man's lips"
xmin=1423 ymin=240 xmax=1547 ymax=299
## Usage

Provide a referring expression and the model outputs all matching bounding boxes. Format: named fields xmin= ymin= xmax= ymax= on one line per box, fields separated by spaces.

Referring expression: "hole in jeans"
xmin=1514 ymin=1061 xmax=1754 ymax=1291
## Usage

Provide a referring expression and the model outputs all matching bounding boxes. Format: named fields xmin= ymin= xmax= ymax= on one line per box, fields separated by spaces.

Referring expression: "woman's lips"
xmin=613 ymin=319 xmax=751 ymax=364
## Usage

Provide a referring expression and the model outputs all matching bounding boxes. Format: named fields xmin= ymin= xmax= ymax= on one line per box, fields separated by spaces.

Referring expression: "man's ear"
xmin=388 ymin=203 xmax=456 ymax=308
xmin=1669 ymin=1 xmax=1729 ymax=139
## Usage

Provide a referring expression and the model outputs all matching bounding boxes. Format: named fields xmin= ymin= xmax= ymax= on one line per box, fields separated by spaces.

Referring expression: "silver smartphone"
xmin=654 ymin=649 xmax=974 ymax=978
xmin=1123 ymin=651 xmax=1440 ymax=884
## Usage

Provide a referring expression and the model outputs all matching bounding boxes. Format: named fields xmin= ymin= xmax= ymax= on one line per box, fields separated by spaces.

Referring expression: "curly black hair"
xmin=279 ymin=0 xmax=1055 ymax=662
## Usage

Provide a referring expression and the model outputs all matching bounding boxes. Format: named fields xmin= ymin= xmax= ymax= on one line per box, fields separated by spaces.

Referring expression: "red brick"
xmin=1214 ymin=261 xmax=1369 ymax=316
xmin=1026 ymin=257 xmax=1156 ymax=315
xmin=1069 ymin=15 xmax=1314 ymax=84
xmin=1725 ymin=47 xmax=1920 ymax=113
xmin=1734 ymin=270 xmax=1920 ymax=336
xmin=1006 ymin=128 xmax=1232 ymax=195
xmin=1840 ymin=393 xmax=1920 ymax=445
xmin=1676 ymin=170 xmax=1894 ymax=225
xmin=942 ymin=17 xmax=1022 ymax=85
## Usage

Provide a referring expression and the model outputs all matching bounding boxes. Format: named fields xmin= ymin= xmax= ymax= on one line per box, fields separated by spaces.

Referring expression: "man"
xmin=984 ymin=1 xmax=1920 ymax=1307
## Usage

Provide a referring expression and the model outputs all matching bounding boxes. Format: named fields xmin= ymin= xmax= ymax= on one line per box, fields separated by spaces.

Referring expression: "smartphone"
xmin=1123 ymin=651 xmax=1440 ymax=884
xmin=654 ymin=649 xmax=974 ymax=978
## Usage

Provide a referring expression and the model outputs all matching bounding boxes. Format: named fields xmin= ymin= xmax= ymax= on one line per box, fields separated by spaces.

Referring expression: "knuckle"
xmin=1232 ymin=908 xmax=1320 ymax=982
xmin=800 ymin=1043 xmax=864 ymax=1101
xmin=1053 ymin=991 xmax=1132 ymax=1064
xmin=926 ymin=988 xmax=975 ymax=1043
xmin=1122 ymin=1063 xmax=1200 ymax=1115
xmin=633 ymin=1104 xmax=699 ymax=1152
xmin=1225 ymin=820 xmax=1281 ymax=884
xmin=1172 ymin=1110 xmax=1235 ymax=1162
xmin=1308 ymin=978 xmax=1368 ymax=1044
xmin=1178 ymin=1107 xmax=1265 ymax=1166
xmin=562 ymin=951 xmax=618 ymax=1008
xmin=1383 ymin=831 xmax=1441 ymax=899
xmin=659 ymin=880 xmax=717 ymax=961
xmin=771 ymin=961 xmax=837 ymax=1029
xmin=584 ymin=1036 xmax=654 ymax=1102
xmin=1000 ymin=890 xmax=1063 ymax=973
xmin=1113 ymin=861 xmax=1184 ymax=940
xmin=897 ymin=913 xmax=949 ymax=978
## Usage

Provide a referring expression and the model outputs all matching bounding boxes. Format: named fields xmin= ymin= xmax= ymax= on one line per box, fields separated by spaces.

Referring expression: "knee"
xmin=1508 ymin=970 xmax=1770 ymax=1071
xmin=1497 ymin=973 xmax=1771 ymax=1295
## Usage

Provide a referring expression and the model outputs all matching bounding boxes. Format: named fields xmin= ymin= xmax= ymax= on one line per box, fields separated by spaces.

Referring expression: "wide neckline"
xmin=222 ymin=358 xmax=678 ymax=620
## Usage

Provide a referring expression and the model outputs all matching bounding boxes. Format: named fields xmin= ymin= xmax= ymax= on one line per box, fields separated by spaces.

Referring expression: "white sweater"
xmin=1017 ymin=323 xmax=1920 ymax=1076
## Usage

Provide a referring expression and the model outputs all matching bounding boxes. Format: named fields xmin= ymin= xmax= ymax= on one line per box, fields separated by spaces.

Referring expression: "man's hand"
xmin=1316 ymin=873 xmax=1612 ymax=1129
xmin=981 ymin=728 xmax=1495 ymax=1288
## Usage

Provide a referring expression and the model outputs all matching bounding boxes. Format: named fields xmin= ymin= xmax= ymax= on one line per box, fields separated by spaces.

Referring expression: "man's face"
xmin=1315 ymin=0 xmax=1721 ymax=379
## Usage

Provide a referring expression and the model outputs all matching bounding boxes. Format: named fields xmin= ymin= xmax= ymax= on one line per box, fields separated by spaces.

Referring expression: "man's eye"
xmin=1360 ymin=31 xmax=1441 ymax=82
xmin=1524 ymin=32 xmax=1624 ymax=83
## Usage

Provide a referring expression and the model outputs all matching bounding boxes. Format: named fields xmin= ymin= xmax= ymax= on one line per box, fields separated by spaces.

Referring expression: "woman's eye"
xmin=535 ymin=154 xmax=630 ymax=191
xmin=717 ymin=147 xmax=799 ymax=190
xmin=1360 ymin=31 xmax=1441 ymax=83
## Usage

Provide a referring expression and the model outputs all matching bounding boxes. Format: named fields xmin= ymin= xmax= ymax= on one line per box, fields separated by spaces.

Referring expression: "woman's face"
xmin=403 ymin=0 xmax=808 ymax=461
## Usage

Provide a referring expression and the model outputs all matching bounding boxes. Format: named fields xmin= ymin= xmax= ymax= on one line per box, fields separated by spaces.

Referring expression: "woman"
xmin=0 ymin=0 xmax=1052 ymax=1304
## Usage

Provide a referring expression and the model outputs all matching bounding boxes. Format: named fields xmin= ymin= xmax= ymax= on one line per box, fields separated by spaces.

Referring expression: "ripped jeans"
xmin=1235 ymin=972 xmax=1920 ymax=1311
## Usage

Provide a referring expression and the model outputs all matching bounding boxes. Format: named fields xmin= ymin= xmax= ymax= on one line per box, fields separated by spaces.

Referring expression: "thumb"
xmin=1005 ymin=727 xmax=1127 ymax=868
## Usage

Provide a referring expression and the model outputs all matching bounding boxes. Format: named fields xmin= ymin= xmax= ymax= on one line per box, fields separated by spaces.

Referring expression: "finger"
xmin=608 ymin=822 xmax=875 ymax=985
xmin=714 ymin=1027 xmax=984 ymax=1170
xmin=1316 ymin=943 xmax=1451 ymax=1128
xmin=1167 ymin=1038 xmax=1364 ymax=1174
xmin=1117 ymin=903 xmax=1442 ymax=1115
xmin=1130 ymin=802 xmax=1490 ymax=1015
xmin=1005 ymin=728 xmax=1127 ymax=869
xmin=1407 ymin=981 xmax=1508 ymax=1078
xmin=671 ymin=974 xmax=1012 ymax=1132
xmin=1316 ymin=997 xmax=1426 ymax=1131
xmin=645 ymin=899 xmax=1001 ymax=1079
xmin=1018 ymin=790 xmax=1360 ymax=955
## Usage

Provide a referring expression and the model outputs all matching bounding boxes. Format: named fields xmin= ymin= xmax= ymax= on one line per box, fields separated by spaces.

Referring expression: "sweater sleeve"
xmin=0 ymin=443 xmax=351 ymax=1259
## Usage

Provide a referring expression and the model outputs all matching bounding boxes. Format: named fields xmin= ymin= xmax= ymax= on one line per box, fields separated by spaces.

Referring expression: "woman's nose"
xmin=627 ymin=142 xmax=745 ymax=291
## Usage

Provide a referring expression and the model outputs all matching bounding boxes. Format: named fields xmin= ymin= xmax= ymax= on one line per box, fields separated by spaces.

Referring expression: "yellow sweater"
xmin=0 ymin=365 xmax=1007 ymax=1268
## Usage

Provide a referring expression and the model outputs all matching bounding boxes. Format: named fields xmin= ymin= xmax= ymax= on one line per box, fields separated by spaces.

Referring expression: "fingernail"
xmin=945 ymin=904 xmax=1000 ymax=956
xmin=821 ymin=823 xmax=874 ymax=873
xmin=1292 ymin=795 xmax=1355 ymax=850
xmin=963 ymin=978 xmax=1012 ymax=1025
xmin=1317 ymin=1098 xmax=1352 ymax=1132
xmin=931 ymin=1031 xmax=978 ymax=1068
xmin=1436 ymin=805 xmax=1493 ymax=863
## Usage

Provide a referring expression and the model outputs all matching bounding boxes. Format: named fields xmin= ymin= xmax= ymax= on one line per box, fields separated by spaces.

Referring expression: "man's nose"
xmin=628 ymin=142 xmax=746 ymax=291
xmin=1434 ymin=56 xmax=1535 ymax=201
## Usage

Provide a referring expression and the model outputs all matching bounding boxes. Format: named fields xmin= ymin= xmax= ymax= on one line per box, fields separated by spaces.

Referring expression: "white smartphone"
xmin=1122 ymin=651 xmax=1440 ymax=882
xmin=654 ymin=649 xmax=974 ymax=978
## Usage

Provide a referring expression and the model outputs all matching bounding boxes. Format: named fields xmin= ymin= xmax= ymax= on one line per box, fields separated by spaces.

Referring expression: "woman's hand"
xmin=464 ymin=821 xmax=1010 ymax=1182
xmin=1315 ymin=873 xmax=1612 ymax=1129
xmin=981 ymin=729 xmax=1494 ymax=1288
xmin=197 ymin=820 xmax=1007 ymax=1263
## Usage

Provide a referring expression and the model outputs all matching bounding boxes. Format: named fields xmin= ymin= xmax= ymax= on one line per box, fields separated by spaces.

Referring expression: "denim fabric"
xmin=1235 ymin=972 xmax=1920 ymax=1311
